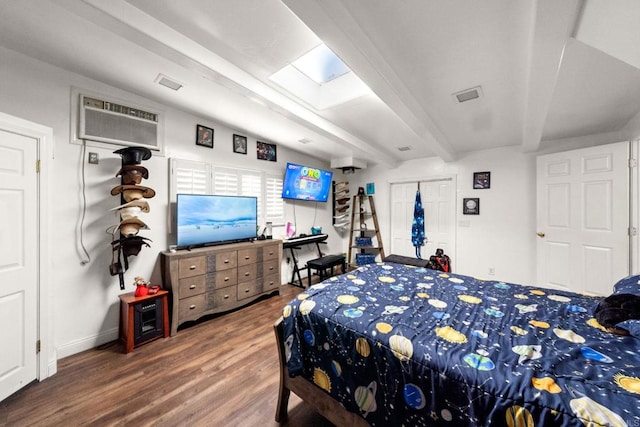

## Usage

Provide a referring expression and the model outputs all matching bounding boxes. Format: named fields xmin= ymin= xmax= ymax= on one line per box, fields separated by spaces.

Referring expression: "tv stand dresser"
xmin=160 ymin=239 xmax=282 ymax=335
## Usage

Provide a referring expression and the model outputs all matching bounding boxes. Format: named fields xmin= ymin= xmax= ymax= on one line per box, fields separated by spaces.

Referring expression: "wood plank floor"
xmin=0 ymin=285 xmax=335 ymax=427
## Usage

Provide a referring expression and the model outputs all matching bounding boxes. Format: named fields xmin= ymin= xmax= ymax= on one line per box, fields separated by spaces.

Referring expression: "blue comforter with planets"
xmin=281 ymin=262 xmax=640 ymax=426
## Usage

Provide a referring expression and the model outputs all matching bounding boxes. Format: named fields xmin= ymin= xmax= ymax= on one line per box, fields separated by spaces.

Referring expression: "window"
xmin=169 ymin=158 xmax=285 ymax=227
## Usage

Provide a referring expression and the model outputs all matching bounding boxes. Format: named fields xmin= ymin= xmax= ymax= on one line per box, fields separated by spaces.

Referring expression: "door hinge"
xmin=36 ymin=160 xmax=41 ymax=173
xmin=629 ymin=158 xmax=638 ymax=168
xmin=629 ymin=227 xmax=638 ymax=237
xmin=36 ymin=340 xmax=41 ymax=353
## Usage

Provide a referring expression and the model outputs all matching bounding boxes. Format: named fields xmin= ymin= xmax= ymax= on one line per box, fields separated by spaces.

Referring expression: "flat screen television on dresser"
xmin=176 ymin=194 xmax=258 ymax=249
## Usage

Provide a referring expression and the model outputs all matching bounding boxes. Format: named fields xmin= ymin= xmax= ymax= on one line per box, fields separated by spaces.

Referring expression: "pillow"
xmin=594 ymin=293 xmax=640 ymax=338
xmin=616 ymin=320 xmax=640 ymax=338
xmin=613 ymin=274 xmax=640 ymax=295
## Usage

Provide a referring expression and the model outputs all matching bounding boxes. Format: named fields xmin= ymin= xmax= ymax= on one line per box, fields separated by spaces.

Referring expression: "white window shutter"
xmin=213 ymin=167 xmax=239 ymax=195
xmin=265 ymin=173 xmax=284 ymax=224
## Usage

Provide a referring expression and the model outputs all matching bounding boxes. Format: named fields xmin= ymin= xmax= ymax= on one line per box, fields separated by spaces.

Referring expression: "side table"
xmin=119 ymin=290 xmax=169 ymax=354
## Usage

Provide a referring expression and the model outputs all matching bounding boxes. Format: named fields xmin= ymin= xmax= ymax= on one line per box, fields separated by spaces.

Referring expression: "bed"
xmin=274 ymin=262 xmax=640 ymax=426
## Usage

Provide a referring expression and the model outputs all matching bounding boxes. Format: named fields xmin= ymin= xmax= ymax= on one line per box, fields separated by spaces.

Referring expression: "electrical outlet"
xmin=88 ymin=152 xmax=99 ymax=164
xmin=488 ymin=267 xmax=495 ymax=276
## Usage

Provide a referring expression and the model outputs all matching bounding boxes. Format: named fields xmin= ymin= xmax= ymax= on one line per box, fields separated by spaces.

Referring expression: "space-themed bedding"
xmin=281 ymin=262 xmax=640 ymax=426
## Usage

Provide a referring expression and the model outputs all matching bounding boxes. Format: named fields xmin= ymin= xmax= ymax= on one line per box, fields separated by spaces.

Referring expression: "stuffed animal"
xmin=594 ymin=293 xmax=640 ymax=335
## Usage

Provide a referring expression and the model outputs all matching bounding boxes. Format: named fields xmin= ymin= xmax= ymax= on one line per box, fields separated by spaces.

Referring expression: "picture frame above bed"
xmin=463 ymin=197 xmax=479 ymax=214
xmin=473 ymin=171 xmax=490 ymax=189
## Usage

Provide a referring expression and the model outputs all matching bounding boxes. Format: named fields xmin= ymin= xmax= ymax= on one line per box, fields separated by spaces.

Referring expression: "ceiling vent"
xmin=155 ymin=74 xmax=183 ymax=91
xmin=453 ymin=86 xmax=482 ymax=103
xmin=397 ymin=146 xmax=411 ymax=152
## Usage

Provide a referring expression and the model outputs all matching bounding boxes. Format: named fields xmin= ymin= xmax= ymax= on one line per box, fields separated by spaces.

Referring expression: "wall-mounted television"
xmin=281 ymin=162 xmax=333 ymax=202
xmin=176 ymin=194 xmax=258 ymax=249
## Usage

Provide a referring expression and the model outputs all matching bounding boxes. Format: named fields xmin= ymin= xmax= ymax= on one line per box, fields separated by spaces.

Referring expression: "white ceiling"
xmin=2 ymin=0 xmax=640 ymax=168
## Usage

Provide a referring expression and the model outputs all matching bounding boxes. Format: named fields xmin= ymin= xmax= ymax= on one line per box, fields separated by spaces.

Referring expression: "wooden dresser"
xmin=160 ymin=239 xmax=282 ymax=335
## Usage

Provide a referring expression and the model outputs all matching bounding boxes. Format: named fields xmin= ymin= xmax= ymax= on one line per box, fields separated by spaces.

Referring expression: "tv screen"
xmin=176 ymin=194 xmax=258 ymax=248
xmin=281 ymin=162 xmax=333 ymax=202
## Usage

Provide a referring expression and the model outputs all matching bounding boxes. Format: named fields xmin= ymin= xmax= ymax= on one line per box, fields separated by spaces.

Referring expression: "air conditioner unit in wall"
xmin=79 ymin=94 xmax=160 ymax=150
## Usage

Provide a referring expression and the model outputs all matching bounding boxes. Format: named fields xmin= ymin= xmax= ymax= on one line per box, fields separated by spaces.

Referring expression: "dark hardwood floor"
xmin=0 ymin=284 xmax=335 ymax=427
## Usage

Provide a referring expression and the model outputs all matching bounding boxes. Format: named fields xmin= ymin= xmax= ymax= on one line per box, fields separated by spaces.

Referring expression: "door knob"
xmin=537 ymin=232 xmax=545 ymax=238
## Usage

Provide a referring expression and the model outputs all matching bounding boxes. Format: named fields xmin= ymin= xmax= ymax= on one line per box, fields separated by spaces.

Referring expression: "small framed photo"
xmin=257 ymin=141 xmax=277 ymax=161
xmin=463 ymin=198 xmax=480 ymax=215
xmin=196 ymin=125 xmax=214 ymax=148
xmin=233 ymin=134 xmax=247 ymax=154
xmin=473 ymin=171 xmax=490 ymax=189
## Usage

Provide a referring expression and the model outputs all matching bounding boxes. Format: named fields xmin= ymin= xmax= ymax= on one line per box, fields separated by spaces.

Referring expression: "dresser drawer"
xmin=263 ymin=259 xmax=279 ymax=277
xmin=210 ymin=286 xmax=238 ymax=308
xmin=261 ymin=273 xmax=280 ymax=292
xmin=237 ymin=263 xmax=258 ymax=283
xmin=237 ymin=248 xmax=258 ymax=266
xmin=206 ymin=269 xmax=238 ymax=291
xmin=213 ymin=250 xmax=237 ymax=270
xmin=178 ymin=274 xmax=206 ymax=298
xmin=262 ymin=244 xmax=279 ymax=261
xmin=237 ymin=281 xmax=262 ymax=300
xmin=178 ymin=256 xmax=206 ymax=278
xmin=178 ymin=294 xmax=206 ymax=321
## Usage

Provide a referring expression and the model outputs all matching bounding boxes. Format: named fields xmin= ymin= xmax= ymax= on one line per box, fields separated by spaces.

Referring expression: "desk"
xmin=282 ymin=234 xmax=328 ymax=287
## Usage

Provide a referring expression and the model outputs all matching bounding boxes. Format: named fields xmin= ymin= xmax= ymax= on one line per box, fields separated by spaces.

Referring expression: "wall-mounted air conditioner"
xmin=78 ymin=93 xmax=160 ymax=150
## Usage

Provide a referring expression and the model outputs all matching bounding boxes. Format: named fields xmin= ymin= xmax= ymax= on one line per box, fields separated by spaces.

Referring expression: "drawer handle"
xmin=189 ymin=304 xmax=196 ymax=310
xmin=269 ymin=251 xmax=274 ymax=255
xmin=244 ymin=272 xmax=250 ymax=276
xmin=244 ymin=288 xmax=250 ymax=293
xmin=224 ymin=276 xmax=230 ymax=281
xmin=189 ymin=285 xmax=196 ymax=289
xmin=244 ymin=256 xmax=250 ymax=260
xmin=269 ymin=266 xmax=274 ymax=271
xmin=224 ymin=294 xmax=230 ymax=299
xmin=224 ymin=259 xmax=230 ymax=264
xmin=189 ymin=265 xmax=197 ymax=270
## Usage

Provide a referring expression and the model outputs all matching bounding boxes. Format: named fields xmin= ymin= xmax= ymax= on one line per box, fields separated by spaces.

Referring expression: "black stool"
xmin=306 ymin=255 xmax=346 ymax=287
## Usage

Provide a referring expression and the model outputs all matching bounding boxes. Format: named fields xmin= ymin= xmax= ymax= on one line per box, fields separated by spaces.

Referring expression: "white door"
xmin=0 ymin=129 xmax=38 ymax=402
xmin=536 ymin=142 xmax=629 ymax=295
xmin=390 ymin=178 xmax=455 ymax=261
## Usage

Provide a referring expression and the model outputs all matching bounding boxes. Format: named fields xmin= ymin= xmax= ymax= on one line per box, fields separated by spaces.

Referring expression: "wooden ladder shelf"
xmin=347 ymin=195 xmax=385 ymax=268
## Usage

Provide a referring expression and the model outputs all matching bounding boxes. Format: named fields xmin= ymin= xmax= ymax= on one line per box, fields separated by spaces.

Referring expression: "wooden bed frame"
xmin=273 ymin=317 xmax=369 ymax=426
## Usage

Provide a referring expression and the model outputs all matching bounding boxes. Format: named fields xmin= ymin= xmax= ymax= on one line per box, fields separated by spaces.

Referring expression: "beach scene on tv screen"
xmin=177 ymin=195 xmax=256 ymax=246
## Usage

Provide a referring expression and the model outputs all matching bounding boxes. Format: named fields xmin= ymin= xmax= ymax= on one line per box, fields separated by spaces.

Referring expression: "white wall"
xmin=0 ymin=47 xmax=340 ymax=363
xmin=352 ymin=147 xmax=538 ymax=285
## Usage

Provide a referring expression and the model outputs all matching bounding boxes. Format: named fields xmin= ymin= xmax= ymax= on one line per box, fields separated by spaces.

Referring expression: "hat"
xmin=110 ymin=199 xmax=150 ymax=213
xmin=116 ymin=164 xmax=149 ymax=185
xmin=335 ymin=189 xmax=349 ymax=199
xmin=336 ymin=197 xmax=350 ymax=205
xmin=117 ymin=217 xmax=150 ymax=237
xmin=336 ymin=205 xmax=350 ymax=213
xmin=114 ymin=146 xmax=152 ymax=165
xmin=335 ymin=181 xmax=349 ymax=192
xmin=111 ymin=184 xmax=156 ymax=202
xmin=111 ymin=236 xmax=152 ymax=257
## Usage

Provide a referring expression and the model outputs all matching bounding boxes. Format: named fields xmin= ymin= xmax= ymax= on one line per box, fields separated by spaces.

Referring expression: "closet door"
xmin=390 ymin=178 xmax=455 ymax=261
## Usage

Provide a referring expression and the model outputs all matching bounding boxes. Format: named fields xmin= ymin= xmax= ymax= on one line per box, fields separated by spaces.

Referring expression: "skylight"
xmin=291 ymin=44 xmax=351 ymax=85
xmin=269 ymin=43 xmax=372 ymax=110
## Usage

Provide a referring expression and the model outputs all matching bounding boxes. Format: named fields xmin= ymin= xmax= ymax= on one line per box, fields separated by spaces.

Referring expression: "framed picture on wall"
xmin=233 ymin=134 xmax=247 ymax=154
xmin=463 ymin=198 xmax=480 ymax=215
xmin=257 ymin=141 xmax=277 ymax=161
xmin=196 ymin=124 xmax=214 ymax=148
xmin=473 ymin=171 xmax=490 ymax=189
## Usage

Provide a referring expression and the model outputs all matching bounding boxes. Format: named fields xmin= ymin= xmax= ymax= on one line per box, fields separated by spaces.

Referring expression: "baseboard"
xmin=55 ymin=328 xmax=119 ymax=359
